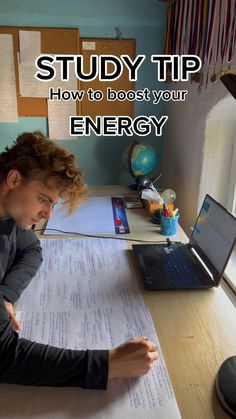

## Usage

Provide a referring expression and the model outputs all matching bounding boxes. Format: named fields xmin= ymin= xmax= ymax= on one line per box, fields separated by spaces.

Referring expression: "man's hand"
xmin=108 ymin=336 xmax=157 ymax=378
xmin=4 ymin=301 xmax=21 ymax=331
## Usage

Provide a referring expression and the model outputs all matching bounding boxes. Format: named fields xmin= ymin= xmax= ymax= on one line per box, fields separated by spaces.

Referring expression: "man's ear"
xmin=6 ymin=170 xmax=22 ymax=189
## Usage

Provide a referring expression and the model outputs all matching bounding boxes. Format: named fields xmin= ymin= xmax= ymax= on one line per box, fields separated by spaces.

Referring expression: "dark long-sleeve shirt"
xmin=0 ymin=218 xmax=43 ymax=303
xmin=0 ymin=219 xmax=108 ymax=389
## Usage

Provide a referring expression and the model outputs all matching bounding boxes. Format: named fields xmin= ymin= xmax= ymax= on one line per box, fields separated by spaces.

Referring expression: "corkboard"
xmin=0 ymin=27 xmax=79 ymax=117
xmin=80 ymin=38 xmax=135 ymax=120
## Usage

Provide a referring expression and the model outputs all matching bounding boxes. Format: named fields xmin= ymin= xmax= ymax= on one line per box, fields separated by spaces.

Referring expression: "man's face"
xmin=4 ymin=171 xmax=60 ymax=230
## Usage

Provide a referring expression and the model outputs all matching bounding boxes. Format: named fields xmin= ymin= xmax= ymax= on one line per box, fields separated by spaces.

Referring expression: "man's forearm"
xmin=0 ymin=225 xmax=43 ymax=303
xmin=0 ymin=293 xmax=108 ymax=389
xmin=0 ymin=240 xmax=42 ymax=303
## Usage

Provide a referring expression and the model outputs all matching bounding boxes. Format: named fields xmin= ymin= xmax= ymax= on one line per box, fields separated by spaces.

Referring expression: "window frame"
xmin=227 ymin=138 xmax=236 ymax=215
xmin=225 ymin=138 xmax=236 ymax=296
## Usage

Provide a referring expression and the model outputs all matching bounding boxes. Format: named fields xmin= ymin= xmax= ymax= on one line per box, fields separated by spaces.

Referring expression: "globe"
xmin=123 ymin=140 xmax=159 ymax=178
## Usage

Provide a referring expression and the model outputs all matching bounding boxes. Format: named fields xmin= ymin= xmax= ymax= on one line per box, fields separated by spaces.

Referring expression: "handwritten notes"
xmin=16 ymin=238 xmax=181 ymax=419
xmin=0 ymin=34 xmax=18 ymax=122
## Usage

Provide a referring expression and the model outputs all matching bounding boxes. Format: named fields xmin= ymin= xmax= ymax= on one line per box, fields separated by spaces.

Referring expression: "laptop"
xmin=132 ymin=195 xmax=236 ymax=290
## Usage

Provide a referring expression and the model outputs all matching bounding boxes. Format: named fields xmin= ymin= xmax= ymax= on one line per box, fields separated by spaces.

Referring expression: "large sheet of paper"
xmin=0 ymin=34 xmax=18 ymax=122
xmin=11 ymin=238 xmax=181 ymax=419
xmin=45 ymin=196 xmax=117 ymax=235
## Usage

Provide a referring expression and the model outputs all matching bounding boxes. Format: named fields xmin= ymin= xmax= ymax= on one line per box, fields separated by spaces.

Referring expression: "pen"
xmin=162 ymin=203 xmax=170 ymax=217
xmin=164 ymin=207 xmax=170 ymax=217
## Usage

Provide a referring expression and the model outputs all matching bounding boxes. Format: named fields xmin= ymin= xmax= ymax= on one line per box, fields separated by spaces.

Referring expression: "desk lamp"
xmin=132 ymin=175 xmax=152 ymax=191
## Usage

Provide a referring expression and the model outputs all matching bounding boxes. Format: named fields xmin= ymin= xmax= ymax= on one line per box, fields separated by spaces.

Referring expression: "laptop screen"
xmin=190 ymin=195 xmax=236 ymax=277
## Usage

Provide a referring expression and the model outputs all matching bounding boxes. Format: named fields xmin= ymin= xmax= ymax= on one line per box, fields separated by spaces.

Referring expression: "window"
xmin=227 ymin=137 xmax=236 ymax=216
xmin=224 ymin=247 xmax=236 ymax=296
xmin=224 ymin=136 xmax=236 ymax=293
xmin=199 ymin=95 xmax=236 ymax=297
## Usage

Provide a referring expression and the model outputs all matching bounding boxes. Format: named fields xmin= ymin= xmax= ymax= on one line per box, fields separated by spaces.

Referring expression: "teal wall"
xmin=0 ymin=0 xmax=167 ymax=185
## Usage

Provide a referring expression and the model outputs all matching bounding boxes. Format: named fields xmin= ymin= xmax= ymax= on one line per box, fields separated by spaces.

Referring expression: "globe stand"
xmin=129 ymin=183 xmax=140 ymax=191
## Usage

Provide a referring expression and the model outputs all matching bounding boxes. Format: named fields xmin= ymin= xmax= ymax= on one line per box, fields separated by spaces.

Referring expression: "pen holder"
xmin=160 ymin=215 xmax=179 ymax=236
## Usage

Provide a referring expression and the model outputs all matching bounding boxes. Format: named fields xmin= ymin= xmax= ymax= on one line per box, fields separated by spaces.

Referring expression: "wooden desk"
xmin=36 ymin=185 xmax=236 ymax=418
xmin=86 ymin=186 xmax=236 ymax=419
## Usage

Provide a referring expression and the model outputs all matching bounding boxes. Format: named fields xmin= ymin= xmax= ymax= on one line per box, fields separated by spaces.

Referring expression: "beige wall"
xmin=162 ymin=77 xmax=236 ymax=236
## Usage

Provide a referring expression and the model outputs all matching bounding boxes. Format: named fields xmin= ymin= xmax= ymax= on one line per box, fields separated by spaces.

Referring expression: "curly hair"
xmin=0 ymin=131 xmax=86 ymax=214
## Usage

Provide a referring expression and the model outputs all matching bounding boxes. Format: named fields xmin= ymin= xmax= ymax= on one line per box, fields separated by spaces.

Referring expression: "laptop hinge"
xmin=190 ymin=247 xmax=215 ymax=281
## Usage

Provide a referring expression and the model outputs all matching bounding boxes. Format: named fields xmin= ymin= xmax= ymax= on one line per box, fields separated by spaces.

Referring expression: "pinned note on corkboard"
xmin=0 ymin=26 xmax=79 ymax=117
xmin=80 ymin=38 xmax=135 ymax=119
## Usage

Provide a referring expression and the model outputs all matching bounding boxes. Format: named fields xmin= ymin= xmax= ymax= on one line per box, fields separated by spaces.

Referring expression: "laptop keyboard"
xmin=137 ymin=243 xmax=212 ymax=289
xmin=161 ymin=245 xmax=204 ymax=287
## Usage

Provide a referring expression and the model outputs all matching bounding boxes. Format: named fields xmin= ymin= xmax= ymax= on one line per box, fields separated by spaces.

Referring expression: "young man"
xmin=0 ymin=131 xmax=157 ymax=389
